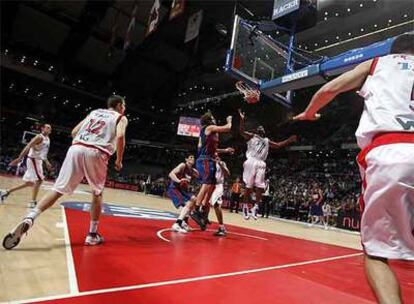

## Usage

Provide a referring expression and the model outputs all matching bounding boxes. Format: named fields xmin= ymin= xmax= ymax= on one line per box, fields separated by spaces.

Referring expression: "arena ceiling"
xmin=1 ymin=0 xmax=413 ymax=112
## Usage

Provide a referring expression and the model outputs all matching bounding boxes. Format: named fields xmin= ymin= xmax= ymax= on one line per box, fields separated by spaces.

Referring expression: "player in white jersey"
xmin=3 ymin=95 xmax=128 ymax=249
xmin=0 ymin=124 xmax=52 ymax=208
xmin=294 ymin=33 xmax=414 ymax=304
xmin=209 ymin=154 xmax=230 ymax=236
xmin=239 ymin=110 xmax=297 ymax=220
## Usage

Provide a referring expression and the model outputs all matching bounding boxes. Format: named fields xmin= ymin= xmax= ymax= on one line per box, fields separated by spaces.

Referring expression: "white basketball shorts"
xmin=52 ymin=144 xmax=109 ymax=196
xmin=23 ymin=157 xmax=44 ymax=182
xmin=210 ymin=183 xmax=224 ymax=206
xmin=243 ymin=158 xmax=266 ymax=189
xmin=357 ymin=135 xmax=414 ymax=260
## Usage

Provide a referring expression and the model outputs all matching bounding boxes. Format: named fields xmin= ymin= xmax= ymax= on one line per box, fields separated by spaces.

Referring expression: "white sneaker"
xmin=2 ymin=217 xmax=34 ymax=250
xmin=28 ymin=201 xmax=37 ymax=208
xmin=85 ymin=233 xmax=104 ymax=246
xmin=251 ymin=213 xmax=258 ymax=220
xmin=324 ymin=224 xmax=329 ymax=230
xmin=172 ymin=223 xmax=187 ymax=233
xmin=243 ymin=214 xmax=250 ymax=220
xmin=181 ymin=221 xmax=192 ymax=232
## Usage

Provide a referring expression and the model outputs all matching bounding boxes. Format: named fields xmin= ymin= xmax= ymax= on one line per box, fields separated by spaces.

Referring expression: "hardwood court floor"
xmin=1 ymin=175 xmax=412 ymax=303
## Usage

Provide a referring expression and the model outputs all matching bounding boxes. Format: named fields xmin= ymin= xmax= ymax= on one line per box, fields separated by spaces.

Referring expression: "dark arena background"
xmin=1 ymin=1 xmax=413 ymax=303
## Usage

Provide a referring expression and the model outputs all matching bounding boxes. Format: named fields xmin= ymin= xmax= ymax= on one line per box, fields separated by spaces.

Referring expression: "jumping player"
xmin=294 ymin=33 xmax=414 ymax=304
xmin=239 ymin=109 xmax=297 ymax=220
xmin=0 ymin=124 xmax=52 ymax=208
xmin=209 ymin=154 xmax=230 ymax=237
xmin=191 ymin=112 xmax=232 ymax=229
xmin=2 ymin=95 xmax=128 ymax=249
xmin=167 ymin=154 xmax=199 ymax=233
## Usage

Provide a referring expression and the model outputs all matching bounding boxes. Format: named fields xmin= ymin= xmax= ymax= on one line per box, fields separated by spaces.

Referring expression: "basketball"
xmin=180 ymin=179 xmax=189 ymax=189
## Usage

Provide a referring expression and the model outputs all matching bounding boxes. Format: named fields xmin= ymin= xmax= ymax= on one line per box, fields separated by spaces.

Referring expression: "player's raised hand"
xmin=292 ymin=112 xmax=321 ymax=121
xmin=9 ymin=158 xmax=22 ymax=167
xmin=226 ymin=116 xmax=232 ymax=124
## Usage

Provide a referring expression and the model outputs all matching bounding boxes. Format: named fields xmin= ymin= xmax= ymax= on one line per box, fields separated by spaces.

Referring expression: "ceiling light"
xmin=403 ymin=14 xmax=408 ymax=18
xmin=324 ymin=17 xmax=328 ymax=21
xmin=335 ymin=13 xmax=339 ymax=17
xmin=360 ymin=28 xmax=364 ymax=32
xmin=388 ymin=19 xmax=392 ymax=23
xmin=347 ymin=8 xmax=351 ymax=12
xmin=324 ymin=12 xmax=328 ymax=16
xmin=374 ymin=24 xmax=378 ymax=28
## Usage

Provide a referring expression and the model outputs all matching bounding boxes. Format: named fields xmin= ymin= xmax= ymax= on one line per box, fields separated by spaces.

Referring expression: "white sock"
xmin=26 ymin=208 xmax=41 ymax=220
xmin=89 ymin=221 xmax=99 ymax=234
xmin=178 ymin=205 xmax=190 ymax=220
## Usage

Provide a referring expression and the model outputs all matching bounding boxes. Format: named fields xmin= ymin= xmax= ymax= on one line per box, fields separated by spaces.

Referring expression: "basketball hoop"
xmin=235 ymin=81 xmax=260 ymax=104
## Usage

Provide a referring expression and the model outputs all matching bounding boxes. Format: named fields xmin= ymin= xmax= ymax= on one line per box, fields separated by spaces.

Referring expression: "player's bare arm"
xmin=9 ymin=135 xmax=43 ymax=166
xmin=206 ymin=116 xmax=232 ymax=134
xmin=169 ymin=163 xmax=187 ymax=183
xmin=114 ymin=116 xmax=128 ymax=172
xmin=293 ymin=60 xmax=372 ymax=121
xmin=238 ymin=109 xmax=254 ymax=140
xmin=44 ymin=158 xmax=53 ymax=170
xmin=269 ymin=135 xmax=297 ymax=149
xmin=217 ymin=147 xmax=235 ymax=155
xmin=219 ymin=161 xmax=230 ymax=177
xmin=71 ymin=117 xmax=88 ymax=138
xmin=191 ymin=168 xmax=200 ymax=178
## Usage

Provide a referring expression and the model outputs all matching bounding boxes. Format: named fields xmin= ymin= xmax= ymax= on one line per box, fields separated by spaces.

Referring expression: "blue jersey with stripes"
xmin=197 ymin=126 xmax=218 ymax=159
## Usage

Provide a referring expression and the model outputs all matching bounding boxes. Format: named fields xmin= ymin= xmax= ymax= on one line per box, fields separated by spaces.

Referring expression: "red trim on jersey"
xmin=203 ymin=160 xmax=210 ymax=179
xmin=29 ymin=157 xmax=43 ymax=180
xmin=368 ymin=57 xmax=379 ymax=75
xmin=357 ymin=132 xmax=414 ymax=169
xmin=72 ymin=142 xmax=111 ymax=157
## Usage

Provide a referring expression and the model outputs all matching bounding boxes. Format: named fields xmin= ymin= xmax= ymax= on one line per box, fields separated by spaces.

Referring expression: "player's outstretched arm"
xmin=293 ymin=60 xmax=372 ymax=121
xmin=115 ymin=116 xmax=128 ymax=171
xmin=217 ymin=147 xmax=235 ymax=155
xmin=207 ymin=116 xmax=232 ymax=134
xmin=9 ymin=135 xmax=43 ymax=166
xmin=269 ymin=135 xmax=297 ymax=149
xmin=238 ymin=109 xmax=254 ymax=140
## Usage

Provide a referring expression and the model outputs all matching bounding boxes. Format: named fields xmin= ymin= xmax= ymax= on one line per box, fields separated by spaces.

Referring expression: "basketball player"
xmin=2 ymin=95 xmax=128 ymax=249
xmin=239 ymin=109 xmax=297 ymax=220
xmin=0 ymin=124 xmax=52 ymax=208
xmin=191 ymin=112 xmax=232 ymax=229
xmin=209 ymin=154 xmax=230 ymax=236
xmin=167 ymin=154 xmax=199 ymax=233
xmin=308 ymin=183 xmax=327 ymax=229
xmin=294 ymin=33 xmax=414 ymax=304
